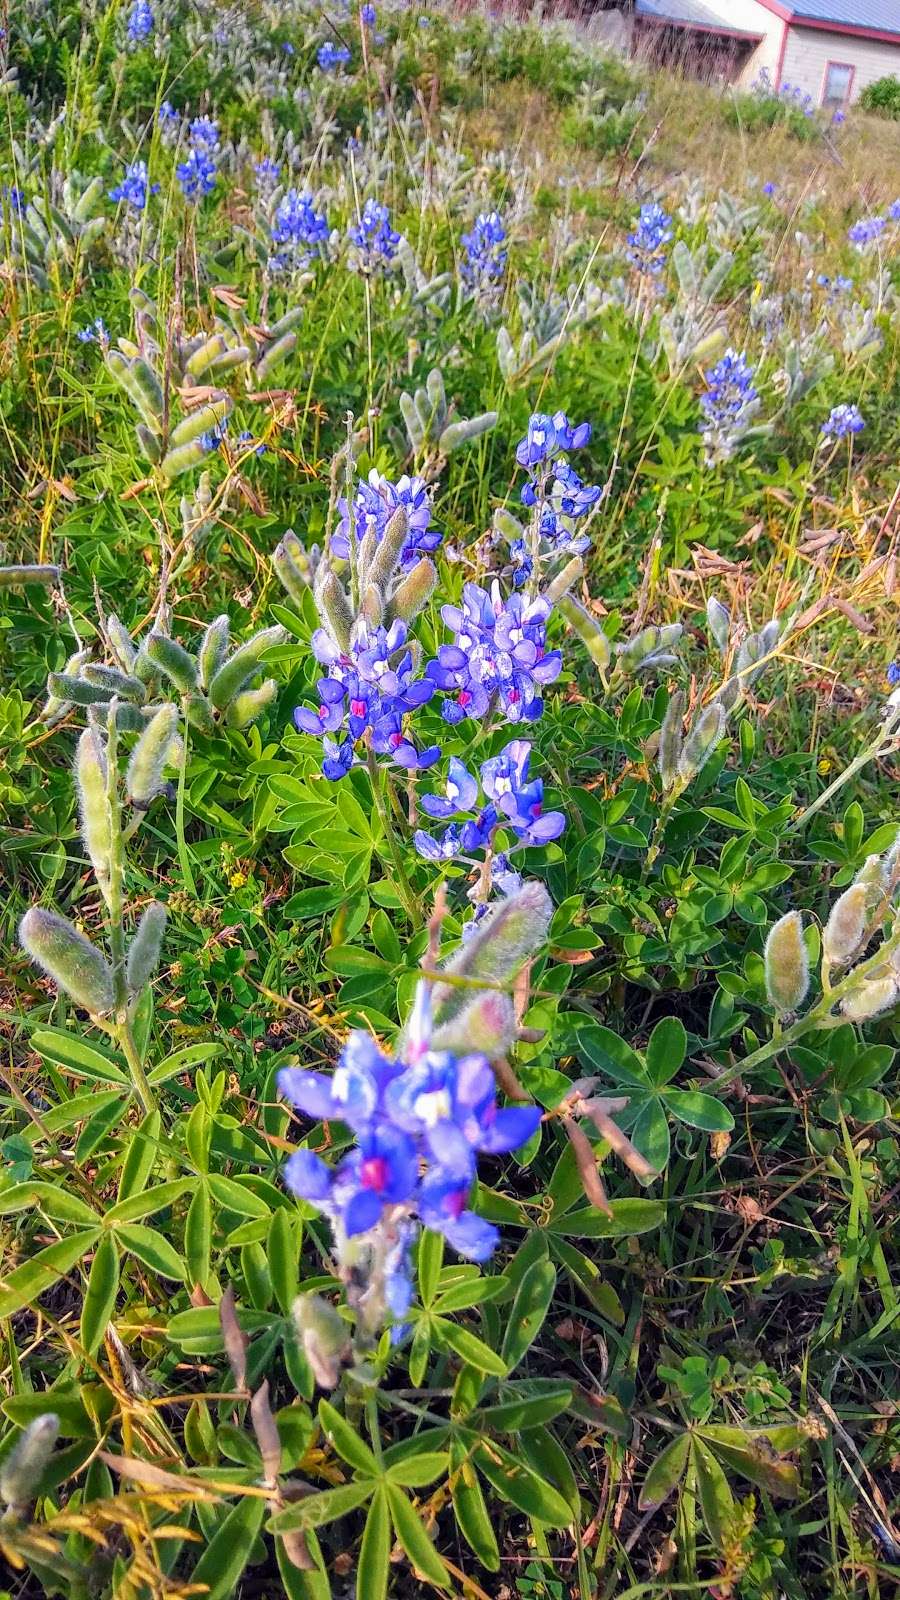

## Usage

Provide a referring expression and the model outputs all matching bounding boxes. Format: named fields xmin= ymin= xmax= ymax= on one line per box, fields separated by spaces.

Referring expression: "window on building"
xmin=822 ymin=61 xmax=854 ymax=108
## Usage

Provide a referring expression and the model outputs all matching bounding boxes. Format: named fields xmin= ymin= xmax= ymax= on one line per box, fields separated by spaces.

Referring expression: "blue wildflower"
xmin=889 ymin=199 xmax=900 ymax=223
xmin=848 ymin=216 xmax=886 ymax=249
xmin=176 ymin=147 xmax=217 ymax=202
xmin=347 ymin=197 xmax=400 ymax=273
xmin=361 ymin=3 xmax=376 ymax=22
xmin=460 ymin=210 xmax=507 ymax=295
xmin=414 ymin=740 xmax=565 ymax=865
xmin=699 ymin=348 xmax=760 ymax=464
xmin=76 ymin=317 xmax=110 ymax=345
xmin=270 ymin=188 xmax=330 ymax=269
xmin=626 ymin=201 xmax=673 ymax=276
xmin=515 ymin=411 xmax=591 ymax=470
xmin=887 ymin=662 xmax=900 ymax=687
xmin=126 ymin=0 xmax=153 ymax=43
xmin=762 ymin=181 xmax=776 ymax=196
xmin=334 ymin=471 xmax=440 ymax=567
xmin=425 ymin=581 xmax=561 ymax=727
xmin=254 ymin=157 xmax=281 ymax=192
xmin=318 ymin=40 xmax=351 ymax=69
xmin=820 ymin=403 xmax=864 ymax=440
xmin=108 ymin=160 xmax=159 ymax=211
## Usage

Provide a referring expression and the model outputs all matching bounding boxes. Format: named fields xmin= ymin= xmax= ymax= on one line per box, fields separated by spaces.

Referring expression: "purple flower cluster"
xmin=414 ymin=741 xmax=565 ymax=865
xmin=318 ymin=40 xmax=351 ymax=69
xmin=626 ymin=202 xmax=673 ymax=277
xmin=108 ymin=160 xmax=158 ymax=211
xmin=848 ymin=216 xmax=886 ymax=250
xmin=426 ymin=580 xmax=561 ymax=726
xmin=460 ymin=211 xmax=507 ymax=292
xmin=348 ymin=198 xmax=400 ymax=273
xmin=820 ymin=403 xmax=864 ymax=440
xmin=293 ymin=618 xmax=439 ymax=779
xmin=254 ymin=157 xmax=281 ymax=194
xmin=279 ymin=985 xmax=542 ymax=1322
xmin=698 ymin=348 xmax=760 ymax=462
xmin=511 ymin=412 xmax=601 ymax=584
xmin=334 ymin=471 xmax=440 ymax=567
xmin=177 ymin=116 xmax=219 ymax=202
xmin=270 ymin=188 xmax=330 ymax=271
xmin=126 ymin=0 xmax=153 ymax=44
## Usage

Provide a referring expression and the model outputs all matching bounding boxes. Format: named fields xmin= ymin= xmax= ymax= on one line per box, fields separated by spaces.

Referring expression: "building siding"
xmin=704 ymin=0 xmax=785 ymax=83
xmin=781 ymin=22 xmax=900 ymax=101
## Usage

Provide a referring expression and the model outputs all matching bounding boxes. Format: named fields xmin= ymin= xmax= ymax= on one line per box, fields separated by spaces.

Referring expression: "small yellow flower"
xmin=817 ymin=757 xmax=833 ymax=775
xmin=229 ymin=869 xmax=247 ymax=889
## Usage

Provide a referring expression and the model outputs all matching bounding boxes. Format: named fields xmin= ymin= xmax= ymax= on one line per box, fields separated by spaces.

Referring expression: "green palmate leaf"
xmin=190 ymin=1493 xmax=266 ymax=1600
xmin=317 ymin=1400 xmax=378 ymax=1475
xmin=432 ymin=1275 xmax=507 ymax=1314
xmin=116 ymin=1110 xmax=161 ymax=1202
xmin=0 ymin=1183 xmax=98 ymax=1227
xmin=105 ymin=1179 xmax=193 ymax=1226
xmin=207 ymin=1174 xmax=272 ymax=1217
xmin=417 ymin=1228 xmax=444 ymax=1307
xmin=268 ymin=1208 xmax=299 ymax=1316
xmin=645 ymin=1016 xmax=687 ymax=1084
xmin=520 ymin=1427 xmax=580 ymax=1515
xmin=628 ymin=1099 xmax=671 ymax=1174
xmin=147 ymin=1042 xmax=226 ymax=1085
xmin=693 ymin=1438 xmax=735 ymax=1548
xmin=117 ymin=1224 xmax=186 ymax=1280
xmin=387 ymin=1483 xmax=450 ymax=1587
xmin=701 ymin=1433 xmax=801 ymax=1499
xmin=269 ymin=1480 xmax=375 ymax=1533
xmin=544 ymin=1198 xmax=666 ymax=1238
xmin=0 ymin=1229 xmax=101 ymax=1319
xmin=450 ymin=1440 xmax=499 ymax=1571
xmin=501 ymin=1259 xmax=557 ymax=1371
xmin=477 ymin=1381 xmax=573 ymax=1432
xmin=80 ymin=1233 xmax=119 ymax=1356
xmin=435 ymin=1318 xmax=508 ymax=1375
xmin=384 ymin=1451 xmax=449 ymax=1489
xmin=576 ymin=1025 xmax=650 ymax=1087
xmin=185 ymin=1184 xmax=212 ymax=1287
xmin=665 ymin=1089 xmax=734 ymax=1133
xmin=638 ymin=1432 xmax=691 ymax=1510
xmin=358 ymin=1486 xmax=391 ymax=1600
xmin=75 ymin=1093 xmax=131 ymax=1162
xmin=31 ymin=1029 xmax=129 ymax=1085
xmin=474 ymin=1442 xmax=574 ymax=1527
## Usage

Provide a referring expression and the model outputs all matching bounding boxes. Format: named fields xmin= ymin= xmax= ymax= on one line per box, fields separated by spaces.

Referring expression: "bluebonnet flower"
xmin=189 ymin=116 xmax=219 ymax=153
xmin=334 ymin=471 xmax=440 ymax=567
xmin=318 ymin=40 xmax=351 ymax=69
xmin=762 ymin=181 xmax=776 ymax=197
xmin=126 ymin=0 xmax=153 ymax=44
xmin=460 ymin=211 xmax=507 ymax=295
xmin=282 ymin=40 xmax=296 ymax=55
xmin=820 ymin=403 xmax=864 ymax=440
xmin=513 ymin=412 xmax=602 ymax=573
xmin=4 ymin=185 xmax=25 ymax=215
xmin=278 ymin=982 xmax=543 ymax=1333
xmin=158 ymin=100 xmax=178 ymax=126
xmin=347 ymin=197 xmax=401 ymax=273
xmin=237 ymin=430 xmax=266 ymax=456
xmin=270 ymin=188 xmax=330 ymax=270
xmin=293 ymin=617 xmax=439 ymax=778
xmin=515 ymin=411 xmax=591 ymax=470
xmin=698 ymin=348 xmax=760 ymax=464
xmin=176 ymin=148 xmax=217 ymax=202
xmin=361 ymin=3 xmax=376 ymax=22
xmin=76 ymin=317 xmax=109 ymax=345
xmin=626 ymin=202 xmax=673 ymax=277
xmin=848 ymin=216 xmax=886 ymax=249
xmin=414 ymin=741 xmax=565 ymax=865
xmin=887 ymin=662 xmax=900 ymax=688
xmin=108 ymin=160 xmax=158 ymax=211
xmin=200 ymin=421 xmax=228 ymax=453
xmin=254 ymin=157 xmax=281 ymax=193
xmin=832 ymin=107 xmax=845 ymax=124
xmin=889 ymin=199 xmax=900 ymax=223
xmin=425 ymin=580 xmax=561 ymax=726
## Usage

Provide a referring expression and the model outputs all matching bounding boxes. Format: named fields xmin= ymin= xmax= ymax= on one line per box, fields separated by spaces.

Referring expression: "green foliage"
xmin=858 ymin=74 xmax=900 ymax=119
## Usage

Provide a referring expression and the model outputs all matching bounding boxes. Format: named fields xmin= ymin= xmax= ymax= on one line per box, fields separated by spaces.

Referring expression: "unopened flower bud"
xmin=657 ymin=691 xmax=684 ymax=792
xmin=545 ymin=557 xmax=583 ymax=605
xmin=677 ymin=701 xmax=726 ymax=784
xmin=292 ymin=1294 xmax=351 ymax=1390
xmin=1 ymin=1414 xmax=59 ymax=1509
xmin=764 ymin=911 xmax=809 ymax=1014
xmin=367 ymin=505 xmax=410 ymax=595
xmin=389 ymin=557 xmax=437 ymax=624
xmin=431 ymin=990 xmax=517 ymax=1059
xmin=316 ymin=570 xmax=354 ymax=652
xmin=75 ymin=728 xmax=112 ymax=895
xmin=19 ymin=908 xmax=115 ymax=1015
xmin=706 ymin=596 xmax=730 ymax=653
xmin=438 ymin=411 xmax=498 ymax=454
xmin=841 ymin=974 xmax=898 ymax=1022
xmin=126 ymin=704 xmax=179 ymax=808
xmin=126 ymin=902 xmax=167 ymax=997
xmin=823 ymin=883 xmax=869 ymax=970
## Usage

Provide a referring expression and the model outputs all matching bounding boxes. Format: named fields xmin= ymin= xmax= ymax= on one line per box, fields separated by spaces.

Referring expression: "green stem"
xmin=366 ymin=745 xmax=422 ymax=931
xmin=643 ymin=789 xmax=680 ymax=879
xmin=115 ymin=1019 xmax=157 ymax=1119
xmin=789 ymin=707 xmax=900 ymax=834
xmin=175 ymin=719 xmax=197 ymax=899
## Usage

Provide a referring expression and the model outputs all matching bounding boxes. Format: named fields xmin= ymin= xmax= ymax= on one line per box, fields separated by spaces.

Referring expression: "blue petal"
xmin=441 ymin=1210 xmax=499 ymax=1261
xmin=343 ymin=1187 xmax=383 ymax=1236
xmin=277 ymin=1069 xmax=338 ymax=1119
xmin=479 ymin=1105 xmax=543 ymax=1154
xmin=282 ymin=1148 xmax=333 ymax=1201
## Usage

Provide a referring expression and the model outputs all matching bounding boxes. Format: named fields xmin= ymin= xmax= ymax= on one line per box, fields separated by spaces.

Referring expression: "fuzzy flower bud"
xmin=823 ymin=883 xmax=869 ymax=971
xmin=207 ymin=627 xmax=286 ymax=712
xmin=1 ymin=1414 xmax=59 ymax=1510
xmin=657 ymin=691 xmax=684 ymax=792
xmin=292 ymin=1294 xmax=352 ymax=1390
xmin=388 ymin=557 xmax=437 ymax=624
xmin=429 ymin=990 xmax=517 ymax=1060
xmin=75 ymin=728 xmax=112 ymax=896
xmin=126 ymin=902 xmax=167 ymax=996
xmin=840 ymin=974 xmax=898 ymax=1022
xmin=19 ymin=908 xmax=115 ymax=1015
xmin=764 ymin=910 xmax=809 ymax=1014
xmin=677 ymin=701 xmax=726 ymax=784
xmin=432 ymin=881 xmax=552 ymax=1028
xmin=706 ymin=597 xmax=731 ymax=654
xmin=197 ymin=616 xmax=230 ymax=692
xmin=126 ymin=704 xmax=179 ymax=807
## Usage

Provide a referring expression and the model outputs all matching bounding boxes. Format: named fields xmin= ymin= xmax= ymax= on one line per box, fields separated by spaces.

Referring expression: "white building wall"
xmin=712 ymin=0 xmax=785 ymax=85
xmin=781 ymin=25 xmax=900 ymax=104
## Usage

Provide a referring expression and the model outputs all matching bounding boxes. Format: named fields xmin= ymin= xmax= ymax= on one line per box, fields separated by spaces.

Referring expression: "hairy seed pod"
xmin=439 ymin=411 xmax=498 ymax=454
xmin=0 ymin=564 xmax=60 ymax=588
xmin=841 ymin=974 xmax=898 ymax=1022
xmin=47 ymin=672 xmax=110 ymax=707
xmin=207 ymin=626 xmax=285 ymax=711
xmin=544 ymin=557 xmax=583 ymax=605
xmin=362 ymin=584 xmax=384 ymax=627
xmin=493 ymin=508 xmax=526 ymax=542
xmin=197 ymin=616 xmax=230 ymax=691
xmin=692 ymin=327 xmax=727 ymax=365
xmin=183 ymin=693 xmax=217 ymax=735
xmin=558 ymin=594 xmax=611 ymax=671
xmin=105 ymin=615 xmax=137 ymax=672
xmin=268 ymin=305 xmax=305 ymax=338
xmin=130 ymin=357 xmax=165 ymax=422
xmin=823 ymin=883 xmax=869 ymax=970
xmin=256 ymin=330 xmax=296 ymax=381
xmin=657 ymin=691 xmax=685 ymax=792
xmin=0 ymin=1413 xmax=60 ymax=1510
xmin=145 ymin=633 xmax=198 ymax=693
xmin=400 ymin=390 xmax=425 ymax=452
xmin=225 ymin=680 xmax=277 ymax=730
xmin=160 ymin=438 xmax=209 ymax=480
xmin=854 ymin=852 xmax=887 ymax=914
xmin=273 ymin=538 xmax=311 ymax=605
xmin=678 ymin=701 xmax=726 ymax=784
xmin=367 ymin=506 xmax=410 ymax=596
xmin=111 ymin=702 xmax=161 ymax=732
xmin=388 ymin=557 xmax=437 ymax=624
xmin=764 ymin=911 xmax=809 ymax=1014
xmin=292 ymin=1294 xmax=351 ymax=1390
xmin=432 ymin=881 xmax=553 ymax=1027
xmin=169 ymin=397 xmax=232 ymax=449
xmin=619 ymin=625 xmax=660 ymax=669
xmin=82 ymin=664 xmax=146 ymax=701
xmin=717 ymin=675 xmax=742 ymax=714
xmin=135 ymin=424 xmax=162 ymax=464
xmin=75 ymin=728 xmax=112 ymax=893
xmin=72 ymin=175 xmax=104 ymax=223
xmin=126 ymin=902 xmax=167 ymax=996
xmin=706 ymin=596 xmax=731 ymax=654
xmin=316 ymin=571 xmax=354 ymax=652
xmin=126 ymin=704 xmax=179 ymax=807
xmin=19 ymin=908 xmax=114 ymax=1015
xmin=430 ymin=990 xmax=517 ymax=1060
xmin=184 ymin=333 xmax=229 ymax=379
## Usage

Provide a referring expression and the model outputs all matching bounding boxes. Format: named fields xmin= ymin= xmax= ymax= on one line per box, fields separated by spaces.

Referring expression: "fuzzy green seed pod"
xmin=493 ymin=508 xmax=526 ymax=542
xmin=367 ymin=506 xmax=410 ymax=596
xmin=130 ymin=357 xmax=165 ymax=423
xmin=840 ymin=974 xmax=898 ymax=1022
xmin=135 ymin=424 xmax=162 ymax=464
xmin=197 ymin=616 xmax=230 ymax=691
xmin=82 ymin=664 xmax=146 ymax=702
xmin=292 ymin=1294 xmax=351 ymax=1390
xmin=678 ymin=701 xmax=726 ymax=784
xmin=544 ymin=557 xmax=583 ymax=605
xmin=388 ymin=557 xmax=437 ymax=624
xmin=400 ymin=391 xmax=426 ymax=452
xmin=0 ymin=1413 xmax=60 ymax=1509
xmin=256 ymin=330 xmax=296 ymax=381
xmin=438 ymin=411 xmax=498 ymax=454
xmin=112 ymin=702 xmax=162 ymax=732
xmin=47 ymin=672 xmax=110 ymax=708
xmin=208 ymin=346 xmax=252 ymax=375
xmin=75 ymin=728 xmax=112 ymax=893
xmin=126 ymin=704 xmax=179 ymax=807
xmin=268 ymin=305 xmax=305 ymax=338
xmin=316 ymin=572 xmax=354 ymax=652
xmin=823 ymin=883 xmax=869 ymax=971
xmin=126 ymin=902 xmax=167 ymax=996
xmin=657 ymin=691 xmax=685 ymax=793
xmin=706 ymin=597 xmax=731 ymax=654
xmin=430 ymin=990 xmax=517 ymax=1059
xmin=169 ymin=397 xmax=232 ymax=449
xmin=558 ymin=595 xmax=611 ymax=672
xmin=183 ymin=693 xmax=217 ymax=736
xmin=184 ymin=333 xmax=229 ymax=380
xmin=105 ymin=615 xmax=137 ymax=672
xmin=764 ymin=911 xmax=809 ymax=1015
xmin=144 ymin=633 xmax=198 ymax=694
xmin=19 ymin=908 xmax=114 ymax=1015
xmin=207 ymin=626 xmax=285 ymax=711
xmin=692 ymin=327 xmax=727 ymax=365
xmin=160 ymin=439 xmax=209 ymax=481
xmin=0 ymin=564 xmax=60 ymax=588
xmin=432 ymin=881 xmax=552 ymax=1028
xmin=225 ymin=680 xmax=277 ymax=730
xmin=272 ymin=536 xmax=312 ymax=605
xmin=619 ymin=626 xmax=660 ymax=669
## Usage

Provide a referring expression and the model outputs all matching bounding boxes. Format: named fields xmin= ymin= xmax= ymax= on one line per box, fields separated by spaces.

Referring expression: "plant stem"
xmin=366 ymin=744 xmax=422 ymax=930
xmin=116 ymin=1019 xmax=157 ymax=1119
xmin=789 ymin=706 xmax=900 ymax=834
xmin=175 ymin=720 xmax=197 ymax=898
